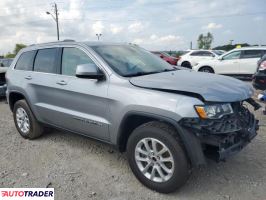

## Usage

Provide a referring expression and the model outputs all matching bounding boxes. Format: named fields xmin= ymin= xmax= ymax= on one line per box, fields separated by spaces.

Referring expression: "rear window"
xmin=15 ymin=51 xmax=36 ymax=71
xmin=241 ymin=50 xmax=262 ymax=59
xmin=34 ymin=48 xmax=57 ymax=73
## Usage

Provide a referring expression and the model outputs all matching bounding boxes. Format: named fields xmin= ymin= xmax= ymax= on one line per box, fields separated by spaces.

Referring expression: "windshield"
xmin=92 ymin=45 xmax=174 ymax=77
xmin=213 ymin=50 xmax=225 ymax=56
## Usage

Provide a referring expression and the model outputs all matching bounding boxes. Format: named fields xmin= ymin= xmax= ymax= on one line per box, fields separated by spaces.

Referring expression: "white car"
xmin=193 ymin=47 xmax=266 ymax=77
xmin=177 ymin=50 xmax=219 ymax=68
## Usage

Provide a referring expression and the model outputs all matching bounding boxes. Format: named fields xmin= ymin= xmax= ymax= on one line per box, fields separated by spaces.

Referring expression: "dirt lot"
xmin=0 ymin=97 xmax=266 ymax=200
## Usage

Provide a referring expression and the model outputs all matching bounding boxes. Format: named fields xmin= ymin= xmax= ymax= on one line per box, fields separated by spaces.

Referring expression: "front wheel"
xmin=127 ymin=121 xmax=190 ymax=193
xmin=199 ymin=66 xmax=214 ymax=73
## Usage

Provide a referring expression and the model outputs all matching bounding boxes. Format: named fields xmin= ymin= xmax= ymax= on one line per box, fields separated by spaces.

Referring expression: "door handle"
xmin=56 ymin=80 xmax=67 ymax=85
xmin=24 ymin=76 xmax=32 ymax=80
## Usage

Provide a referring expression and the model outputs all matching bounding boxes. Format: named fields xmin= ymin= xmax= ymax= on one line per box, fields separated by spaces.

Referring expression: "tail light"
xmin=259 ymin=60 xmax=266 ymax=71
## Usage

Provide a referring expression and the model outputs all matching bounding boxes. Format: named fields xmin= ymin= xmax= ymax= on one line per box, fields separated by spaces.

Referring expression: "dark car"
xmin=152 ymin=51 xmax=179 ymax=65
xmin=252 ymin=54 xmax=266 ymax=90
xmin=0 ymin=59 xmax=12 ymax=96
xmin=0 ymin=58 xmax=13 ymax=67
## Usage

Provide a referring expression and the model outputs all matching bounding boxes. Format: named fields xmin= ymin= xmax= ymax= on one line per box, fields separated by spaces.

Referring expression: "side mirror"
xmin=160 ymin=55 xmax=163 ymax=58
xmin=218 ymin=57 xmax=223 ymax=61
xmin=0 ymin=63 xmax=4 ymax=67
xmin=76 ymin=63 xmax=104 ymax=80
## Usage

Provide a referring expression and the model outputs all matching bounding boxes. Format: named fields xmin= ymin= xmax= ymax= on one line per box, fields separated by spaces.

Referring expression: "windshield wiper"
xmin=124 ymin=68 xmax=177 ymax=77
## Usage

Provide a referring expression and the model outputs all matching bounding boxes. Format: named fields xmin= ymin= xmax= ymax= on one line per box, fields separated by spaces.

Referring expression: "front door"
xmin=215 ymin=50 xmax=241 ymax=75
xmin=50 ymin=47 xmax=110 ymax=140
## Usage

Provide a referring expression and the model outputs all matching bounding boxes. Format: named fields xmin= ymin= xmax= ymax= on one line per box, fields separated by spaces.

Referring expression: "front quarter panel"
xmin=107 ymin=75 xmax=203 ymax=144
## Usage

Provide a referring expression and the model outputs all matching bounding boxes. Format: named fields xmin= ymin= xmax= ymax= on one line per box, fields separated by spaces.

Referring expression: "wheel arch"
xmin=198 ymin=65 xmax=215 ymax=73
xmin=8 ymin=91 xmax=28 ymax=111
xmin=117 ymin=111 xmax=206 ymax=167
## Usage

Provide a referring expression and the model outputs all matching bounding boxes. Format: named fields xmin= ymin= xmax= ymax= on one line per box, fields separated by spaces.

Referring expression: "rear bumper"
xmin=0 ymin=84 xmax=7 ymax=97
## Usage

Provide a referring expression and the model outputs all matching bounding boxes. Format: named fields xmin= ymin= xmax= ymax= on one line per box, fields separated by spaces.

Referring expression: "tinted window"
xmin=223 ymin=51 xmax=241 ymax=60
xmin=15 ymin=51 xmax=36 ymax=71
xmin=34 ymin=48 xmax=57 ymax=73
xmin=202 ymin=51 xmax=214 ymax=57
xmin=241 ymin=50 xmax=262 ymax=59
xmin=61 ymin=48 xmax=95 ymax=76
xmin=190 ymin=51 xmax=202 ymax=56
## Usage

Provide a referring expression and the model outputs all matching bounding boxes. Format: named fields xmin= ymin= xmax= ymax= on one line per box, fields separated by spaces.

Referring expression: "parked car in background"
xmin=253 ymin=54 xmax=266 ymax=90
xmin=0 ymin=66 xmax=8 ymax=96
xmin=151 ymin=51 xmax=179 ymax=65
xmin=193 ymin=47 xmax=266 ymax=78
xmin=213 ymin=50 xmax=226 ymax=56
xmin=0 ymin=58 xmax=13 ymax=96
xmin=177 ymin=50 xmax=218 ymax=68
xmin=0 ymin=58 xmax=13 ymax=67
xmin=6 ymin=41 xmax=259 ymax=193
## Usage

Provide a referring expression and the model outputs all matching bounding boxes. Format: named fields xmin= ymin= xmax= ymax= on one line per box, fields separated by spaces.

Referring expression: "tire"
xmin=13 ymin=100 xmax=44 ymax=139
xmin=127 ymin=121 xmax=190 ymax=193
xmin=199 ymin=66 xmax=214 ymax=73
xmin=181 ymin=61 xmax=191 ymax=69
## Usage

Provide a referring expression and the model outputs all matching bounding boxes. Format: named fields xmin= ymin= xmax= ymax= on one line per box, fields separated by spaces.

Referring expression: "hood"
xmin=129 ymin=70 xmax=254 ymax=102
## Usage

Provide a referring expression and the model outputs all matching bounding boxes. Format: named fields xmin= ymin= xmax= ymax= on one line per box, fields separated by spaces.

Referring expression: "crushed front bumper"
xmin=0 ymin=84 xmax=7 ymax=97
xmin=179 ymin=101 xmax=259 ymax=162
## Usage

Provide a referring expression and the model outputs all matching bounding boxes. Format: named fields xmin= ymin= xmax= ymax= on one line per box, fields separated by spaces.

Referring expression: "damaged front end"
xmin=179 ymin=99 xmax=260 ymax=162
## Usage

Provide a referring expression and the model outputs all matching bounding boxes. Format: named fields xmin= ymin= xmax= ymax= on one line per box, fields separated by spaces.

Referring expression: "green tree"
xmin=14 ymin=44 xmax=27 ymax=55
xmin=5 ymin=43 xmax=27 ymax=58
xmin=197 ymin=32 xmax=213 ymax=49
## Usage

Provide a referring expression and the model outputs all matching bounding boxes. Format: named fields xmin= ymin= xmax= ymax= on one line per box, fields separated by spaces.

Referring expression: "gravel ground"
xmin=0 ymin=97 xmax=266 ymax=200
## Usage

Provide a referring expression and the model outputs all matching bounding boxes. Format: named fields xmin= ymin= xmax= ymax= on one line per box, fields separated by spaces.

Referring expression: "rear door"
xmin=239 ymin=50 xmax=263 ymax=75
xmin=189 ymin=51 xmax=214 ymax=66
xmin=29 ymin=47 xmax=63 ymax=123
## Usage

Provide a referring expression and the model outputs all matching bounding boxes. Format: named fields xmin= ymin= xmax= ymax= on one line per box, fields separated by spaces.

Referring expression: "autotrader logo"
xmin=0 ymin=188 xmax=54 ymax=200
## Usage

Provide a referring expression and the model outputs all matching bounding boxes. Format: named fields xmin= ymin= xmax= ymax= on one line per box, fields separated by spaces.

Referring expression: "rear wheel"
xmin=13 ymin=100 xmax=44 ymax=139
xmin=199 ymin=66 xmax=214 ymax=73
xmin=181 ymin=61 xmax=191 ymax=69
xmin=127 ymin=121 xmax=190 ymax=193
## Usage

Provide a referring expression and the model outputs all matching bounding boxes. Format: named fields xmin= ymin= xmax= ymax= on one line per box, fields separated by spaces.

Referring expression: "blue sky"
xmin=0 ymin=0 xmax=265 ymax=54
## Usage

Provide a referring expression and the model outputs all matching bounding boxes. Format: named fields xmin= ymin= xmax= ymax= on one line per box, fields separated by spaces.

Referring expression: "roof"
xmin=235 ymin=46 xmax=266 ymax=50
xmin=28 ymin=41 xmax=128 ymax=48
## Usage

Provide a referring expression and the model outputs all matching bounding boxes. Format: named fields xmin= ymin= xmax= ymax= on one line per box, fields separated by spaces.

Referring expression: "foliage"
xmin=197 ymin=32 xmax=213 ymax=49
xmin=4 ymin=43 xmax=27 ymax=58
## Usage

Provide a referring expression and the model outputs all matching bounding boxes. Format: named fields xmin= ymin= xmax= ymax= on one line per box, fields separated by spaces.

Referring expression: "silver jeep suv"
xmin=6 ymin=41 xmax=259 ymax=193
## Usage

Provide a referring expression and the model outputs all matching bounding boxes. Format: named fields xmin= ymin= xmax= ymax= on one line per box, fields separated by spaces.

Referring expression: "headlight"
xmin=195 ymin=103 xmax=233 ymax=119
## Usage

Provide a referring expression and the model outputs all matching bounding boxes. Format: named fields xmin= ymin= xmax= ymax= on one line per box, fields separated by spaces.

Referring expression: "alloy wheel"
xmin=134 ymin=137 xmax=174 ymax=183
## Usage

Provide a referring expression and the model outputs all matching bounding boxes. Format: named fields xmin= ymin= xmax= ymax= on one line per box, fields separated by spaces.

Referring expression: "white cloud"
xmin=110 ymin=24 xmax=123 ymax=34
xmin=92 ymin=21 xmax=104 ymax=34
xmin=150 ymin=34 xmax=182 ymax=44
xmin=128 ymin=22 xmax=144 ymax=33
xmin=202 ymin=22 xmax=223 ymax=30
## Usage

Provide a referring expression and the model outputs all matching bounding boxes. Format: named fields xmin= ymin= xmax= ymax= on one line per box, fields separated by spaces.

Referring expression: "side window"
xmin=190 ymin=51 xmax=202 ymax=56
xmin=34 ymin=48 xmax=57 ymax=73
xmin=202 ymin=51 xmax=214 ymax=57
xmin=241 ymin=50 xmax=262 ymax=59
xmin=61 ymin=47 xmax=95 ymax=76
xmin=15 ymin=51 xmax=36 ymax=71
xmin=222 ymin=51 xmax=241 ymax=60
